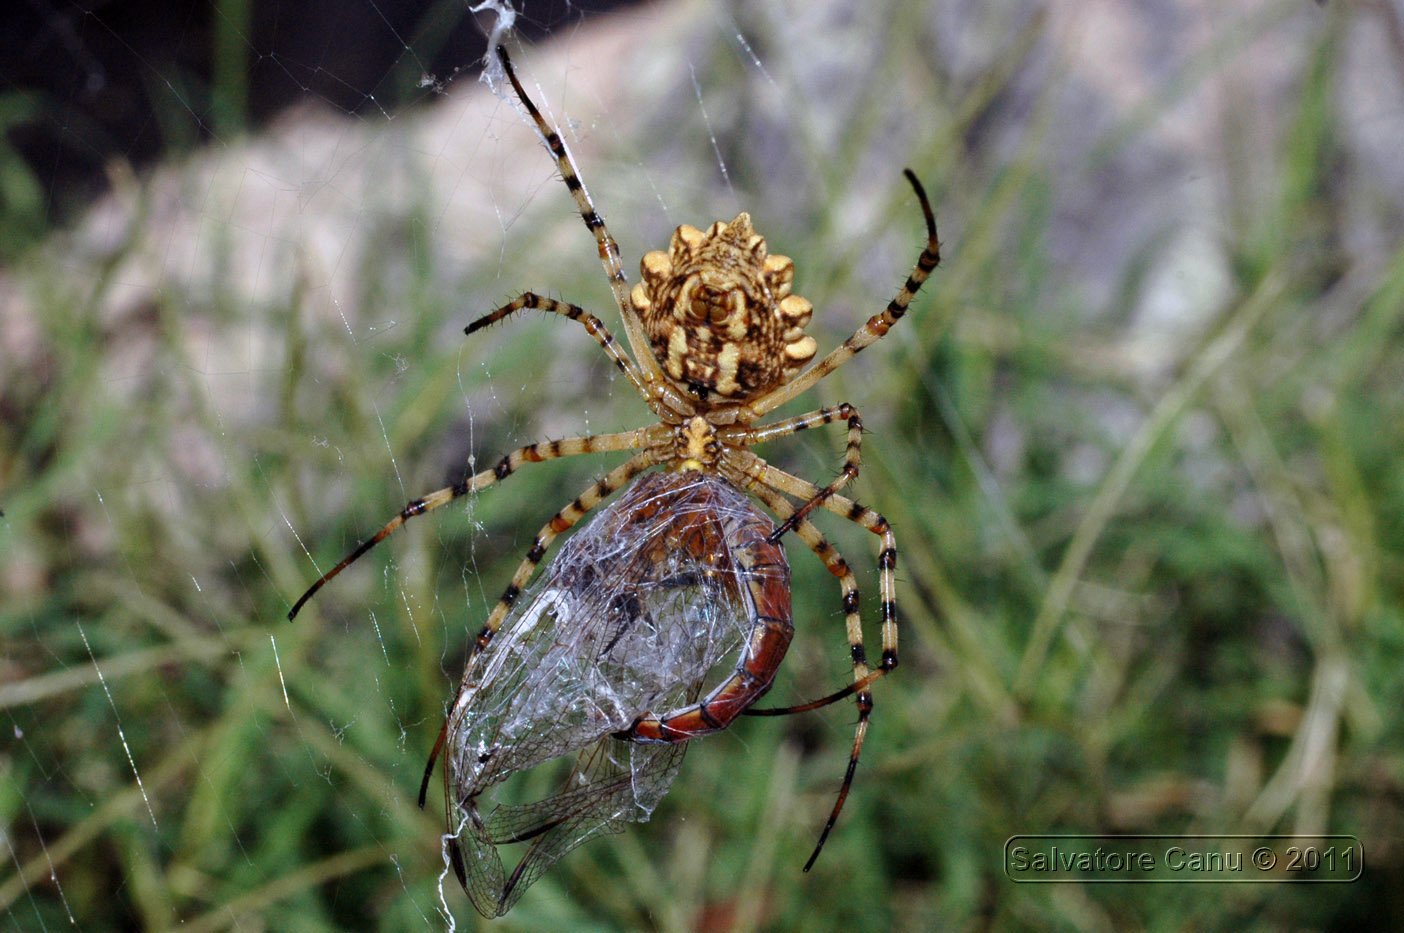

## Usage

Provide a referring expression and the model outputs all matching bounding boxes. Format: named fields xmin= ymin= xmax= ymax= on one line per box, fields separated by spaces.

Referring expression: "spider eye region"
xmin=632 ymin=214 xmax=818 ymax=401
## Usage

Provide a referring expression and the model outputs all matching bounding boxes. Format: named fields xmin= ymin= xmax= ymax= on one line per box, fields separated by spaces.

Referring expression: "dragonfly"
xmin=432 ymin=470 xmax=791 ymax=916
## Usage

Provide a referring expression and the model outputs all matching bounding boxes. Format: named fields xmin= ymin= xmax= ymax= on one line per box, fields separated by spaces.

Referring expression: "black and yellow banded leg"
xmin=735 ymin=404 xmax=865 ymax=542
xmin=495 ymin=45 xmax=662 ymax=381
xmin=287 ymin=429 xmax=650 ymax=619
xmin=730 ymin=404 xmax=856 ymax=446
xmin=751 ymin=169 xmax=941 ymax=417
xmin=753 ymin=464 xmax=899 ymax=677
xmin=741 ymin=479 xmax=874 ymax=873
xmin=465 ymin=292 xmax=649 ymax=398
xmin=461 ymin=449 xmax=657 ymax=660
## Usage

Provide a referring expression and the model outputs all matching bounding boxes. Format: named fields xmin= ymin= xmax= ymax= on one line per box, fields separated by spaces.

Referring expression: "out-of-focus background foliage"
xmin=4 ymin=0 xmax=1403 ymax=929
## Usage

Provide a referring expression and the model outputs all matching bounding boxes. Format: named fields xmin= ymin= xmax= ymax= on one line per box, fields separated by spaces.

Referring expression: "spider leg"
xmin=757 ymin=464 xmax=899 ymax=676
xmin=495 ymin=46 xmax=668 ymax=390
xmin=749 ymin=170 xmax=940 ymax=418
xmin=420 ymin=718 xmax=450 ymax=808
xmin=424 ymin=450 xmax=658 ymax=803
xmin=729 ymin=403 xmax=865 ymax=542
xmin=286 ymin=429 xmax=651 ymax=620
xmin=463 ymin=450 xmax=657 ymax=659
xmin=730 ymin=404 xmax=855 ymax=446
xmin=740 ymin=476 xmax=874 ymax=872
xmin=465 ymin=292 xmax=650 ymax=399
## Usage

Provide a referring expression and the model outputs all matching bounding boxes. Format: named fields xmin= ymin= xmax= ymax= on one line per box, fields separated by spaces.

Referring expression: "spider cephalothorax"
xmin=630 ymin=213 xmax=817 ymax=401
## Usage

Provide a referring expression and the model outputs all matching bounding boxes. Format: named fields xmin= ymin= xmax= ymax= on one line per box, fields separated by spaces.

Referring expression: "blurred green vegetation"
xmin=4 ymin=0 xmax=1404 ymax=930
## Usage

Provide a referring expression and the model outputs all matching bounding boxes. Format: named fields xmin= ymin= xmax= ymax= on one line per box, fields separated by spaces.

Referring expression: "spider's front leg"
xmin=463 ymin=451 xmax=658 ymax=659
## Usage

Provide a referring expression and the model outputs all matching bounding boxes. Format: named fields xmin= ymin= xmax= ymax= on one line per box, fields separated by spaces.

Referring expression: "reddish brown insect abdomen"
xmin=622 ymin=479 xmax=793 ymax=743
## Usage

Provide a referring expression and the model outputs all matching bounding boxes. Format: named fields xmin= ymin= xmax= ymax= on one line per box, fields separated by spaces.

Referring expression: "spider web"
xmin=2 ymin=2 xmax=892 ymax=928
xmin=7 ymin=0 xmax=1401 ymax=929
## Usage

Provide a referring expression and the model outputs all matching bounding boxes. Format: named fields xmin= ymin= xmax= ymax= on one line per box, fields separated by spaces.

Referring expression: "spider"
xmin=287 ymin=43 xmax=940 ymax=875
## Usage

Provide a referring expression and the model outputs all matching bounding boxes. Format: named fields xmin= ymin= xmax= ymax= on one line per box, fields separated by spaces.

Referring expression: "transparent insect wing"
xmin=448 ymin=474 xmax=752 ymax=791
xmin=444 ymin=472 xmax=790 ymax=914
xmin=456 ymin=722 xmax=688 ymax=916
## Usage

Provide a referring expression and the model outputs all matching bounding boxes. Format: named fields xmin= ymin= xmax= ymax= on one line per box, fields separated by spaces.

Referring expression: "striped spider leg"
xmin=286 ymin=39 xmax=941 ymax=905
xmin=740 ymin=458 xmax=901 ymax=868
xmin=286 ymin=429 xmax=652 ymax=622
